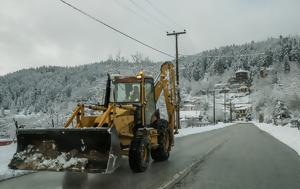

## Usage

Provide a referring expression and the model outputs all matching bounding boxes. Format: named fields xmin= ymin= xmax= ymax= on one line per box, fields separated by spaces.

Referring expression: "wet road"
xmin=173 ymin=123 xmax=300 ymax=189
xmin=1 ymin=123 xmax=300 ymax=189
xmin=0 ymin=124 xmax=232 ymax=189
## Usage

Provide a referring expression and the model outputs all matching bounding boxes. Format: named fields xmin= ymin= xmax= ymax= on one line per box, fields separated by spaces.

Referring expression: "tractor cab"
xmin=110 ymin=73 xmax=156 ymax=127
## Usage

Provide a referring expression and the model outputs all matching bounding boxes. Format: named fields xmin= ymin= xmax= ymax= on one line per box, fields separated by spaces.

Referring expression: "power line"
xmin=129 ymin=0 xmax=171 ymax=31
xmin=113 ymin=0 xmax=166 ymax=33
xmin=127 ymin=0 xmax=196 ymax=56
xmin=145 ymin=0 xmax=184 ymax=30
xmin=60 ymin=0 xmax=174 ymax=58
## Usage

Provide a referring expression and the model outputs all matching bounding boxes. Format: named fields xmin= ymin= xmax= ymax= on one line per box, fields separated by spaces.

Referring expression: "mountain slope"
xmin=1 ymin=35 xmax=300 ymax=123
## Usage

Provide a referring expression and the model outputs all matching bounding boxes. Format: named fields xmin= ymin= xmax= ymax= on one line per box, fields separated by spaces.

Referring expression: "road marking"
xmin=157 ymin=138 xmax=229 ymax=189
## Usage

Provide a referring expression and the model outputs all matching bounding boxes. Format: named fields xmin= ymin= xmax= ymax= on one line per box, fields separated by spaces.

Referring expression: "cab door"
xmin=144 ymin=79 xmax=156 ymax=126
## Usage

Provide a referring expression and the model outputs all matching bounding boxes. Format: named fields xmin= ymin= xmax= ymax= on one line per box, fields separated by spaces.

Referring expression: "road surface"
xmin=1 ymin=123 xmax=300 ymax=189
xmin=173 ymin=123 xmax=300 ymax=189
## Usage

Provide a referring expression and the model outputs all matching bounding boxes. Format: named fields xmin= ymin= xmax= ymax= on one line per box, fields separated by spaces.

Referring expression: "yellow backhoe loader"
xmin=9 ymin=61 xmax=179 ymax=173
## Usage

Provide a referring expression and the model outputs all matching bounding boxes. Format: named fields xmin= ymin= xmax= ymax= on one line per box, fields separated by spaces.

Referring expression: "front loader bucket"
xmin=9 ymin=126 xmax=121 ymax=174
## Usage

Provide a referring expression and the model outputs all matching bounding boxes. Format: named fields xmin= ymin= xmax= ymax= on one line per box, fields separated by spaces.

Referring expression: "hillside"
xmin=1 ymin=35 xmax=300 ymax=134
xmin=179 ymin=35 xmax=300 ymax=123
xmin=0 ymin=56 xmax=160 ymax=115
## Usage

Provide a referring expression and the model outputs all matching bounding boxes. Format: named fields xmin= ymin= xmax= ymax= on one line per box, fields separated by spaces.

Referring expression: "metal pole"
xmin=230 ymin=99 xmax=232 ymax=122
xmin=224 ymin=90 xmax=226 ymax=123
xmin=213 ymin=90 xmax=216 ymax=125
xmin=167 ymin=30 xmax=186 ymax=132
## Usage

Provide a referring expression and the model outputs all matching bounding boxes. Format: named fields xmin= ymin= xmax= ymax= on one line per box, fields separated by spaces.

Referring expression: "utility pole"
xmin=224 ymin=91 xmax=226 ymax=123
xmin=167 ymin=30 xmax=186 ymax=133
xmin=213 ymin=90 xmax=216 ymax=125
xmin=223 ymin=88 xmax=229 ymax=123
xmin=230 ymin=99 xmax=232 ymax=122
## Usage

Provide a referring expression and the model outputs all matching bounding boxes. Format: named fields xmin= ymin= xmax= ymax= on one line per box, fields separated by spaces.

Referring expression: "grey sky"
xmin=0 ymin=0 xmax=300 ymax=75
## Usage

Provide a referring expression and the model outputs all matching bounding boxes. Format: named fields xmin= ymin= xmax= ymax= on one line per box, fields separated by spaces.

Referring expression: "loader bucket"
xmin=9 ymin=126 xmax=121 ymax=174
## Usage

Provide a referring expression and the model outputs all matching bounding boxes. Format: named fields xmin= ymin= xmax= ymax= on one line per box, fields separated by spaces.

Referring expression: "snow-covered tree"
xmin=0 ymin=107 xmax=4 ymax=117
xmin=283 ymin=55 xmax=290 ymax=73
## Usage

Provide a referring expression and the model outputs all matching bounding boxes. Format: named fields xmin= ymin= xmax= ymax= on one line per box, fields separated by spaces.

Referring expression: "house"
xmin=235 ymin=69 xmax=249 ymax=83
xmin=183 ymin=103 xmax=195 ymax=111
xmin=233 ymin=104 xmax=252 ymax=120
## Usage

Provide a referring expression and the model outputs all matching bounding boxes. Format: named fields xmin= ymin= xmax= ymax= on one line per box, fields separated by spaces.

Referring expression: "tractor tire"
xmin=129 ymin=135 xmax=150 ymax=172
xmin=151 ymin=119 xmax=170 ymax=161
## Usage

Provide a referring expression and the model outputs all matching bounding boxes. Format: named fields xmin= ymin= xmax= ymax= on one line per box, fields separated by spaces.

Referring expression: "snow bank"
xmin=255 ymin=122 xmax=300 ymax=156
xmin=176 ymin=122 xmax=235 ymax=138
xmin=0 ymin=143 xmax=30 ymax=181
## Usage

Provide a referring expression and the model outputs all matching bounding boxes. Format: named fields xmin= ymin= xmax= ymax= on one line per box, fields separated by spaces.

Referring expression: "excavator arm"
xmin=154 ymin=62 xmax=178 ymax=136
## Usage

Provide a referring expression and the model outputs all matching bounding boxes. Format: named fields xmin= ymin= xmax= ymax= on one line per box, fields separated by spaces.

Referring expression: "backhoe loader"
xmin=9 ymin=61 xmax=179 ymax=173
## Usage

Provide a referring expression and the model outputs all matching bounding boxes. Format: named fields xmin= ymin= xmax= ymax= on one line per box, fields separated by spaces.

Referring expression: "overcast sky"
xmin=1 ymin=0 xmax=300 ymax=75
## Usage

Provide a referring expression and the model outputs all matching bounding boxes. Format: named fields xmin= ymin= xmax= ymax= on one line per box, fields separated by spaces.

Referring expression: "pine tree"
xmin=283 ymin=55 xmax=290 ymax=73
xmin=0 ymin=107 xmax=4 ymax=117
xmin=192 ymin=67 xmax=201 ymax=81
xmin=290 ymin=44 xmax=300 ymax=63
xmin=264 ymin=49 xmax=273 ymax=67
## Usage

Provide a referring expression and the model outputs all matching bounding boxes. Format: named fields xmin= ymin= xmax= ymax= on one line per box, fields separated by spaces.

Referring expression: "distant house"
xmin=180 ymin=110 xmax=200 ymax=120
xmin=214 ymin=83 xmax=229 ymax=93
xmin=233 ymin=104 xmax=252 ymax=120
xmin=227 ymin=70 xmax=251 ymax=90
xmin=235 ymin=69 xmax=249 ymax=83
xmin=183 ymin=103 xmax=195 ymax=111
xmin=228 ymin=83 xmax=240 ymax=93
xmin=228 ymin=76 xmax=239 ymax=85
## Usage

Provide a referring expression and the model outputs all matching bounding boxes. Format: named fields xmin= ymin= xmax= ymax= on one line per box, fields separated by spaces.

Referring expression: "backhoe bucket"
xmin=9 ymin=126 xmax=121 ymax=173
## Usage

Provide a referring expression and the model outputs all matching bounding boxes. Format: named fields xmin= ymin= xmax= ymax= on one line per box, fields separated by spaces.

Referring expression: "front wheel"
xmin=151 ymin=119 xmax=171 ymax=161
xmin=129 ymin=136 xmax=150 ymax=172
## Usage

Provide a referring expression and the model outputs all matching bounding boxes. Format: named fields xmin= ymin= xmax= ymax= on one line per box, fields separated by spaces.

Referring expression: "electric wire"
xmin=144 ymin=0 xmax=184 ymax=31
xmin=128 ymin=0 xmax=172 ymax=31
xmin=60 ymin=0 xmax=174 ymax=58
xmin=114 ymin=0 xmax=167 ymax=33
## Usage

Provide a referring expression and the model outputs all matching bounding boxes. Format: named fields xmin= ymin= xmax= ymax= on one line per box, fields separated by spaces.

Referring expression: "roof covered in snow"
xmin=235 ymin=69 xmax=249 ymax=74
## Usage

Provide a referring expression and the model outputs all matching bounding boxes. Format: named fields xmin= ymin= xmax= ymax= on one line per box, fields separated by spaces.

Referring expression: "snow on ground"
xmin=176 ymin=122 xmax=235 ymax=138
xmin=0 ymin=143 xmax=31 ymax=181
xmin=255 ymin=122 xmax=300 ymax=156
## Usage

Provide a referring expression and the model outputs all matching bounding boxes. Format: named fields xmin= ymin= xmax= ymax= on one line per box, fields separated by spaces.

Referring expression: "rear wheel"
xmin=151 ymin=119 xmax=170 ymax=161
xmin=129 ymin=136 xmax=150 ymax=172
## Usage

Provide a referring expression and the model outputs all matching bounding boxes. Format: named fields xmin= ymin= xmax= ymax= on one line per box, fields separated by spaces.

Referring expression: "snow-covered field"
xmin=255 ymin=122 xmax=300 ymax=156
xmin=0 ymin=122 xmax=234 ymax=181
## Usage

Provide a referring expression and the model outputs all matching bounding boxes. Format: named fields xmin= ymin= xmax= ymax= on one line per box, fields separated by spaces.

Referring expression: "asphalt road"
xmin=1 ymin=123 xmax=300 ymax=189
xmin=173 ymin=123 xmax=300 ymax=189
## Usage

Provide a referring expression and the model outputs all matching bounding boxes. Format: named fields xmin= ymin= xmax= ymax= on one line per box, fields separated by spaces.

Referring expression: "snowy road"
xmin=1 ymin=123 xmax=300 ymax=189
